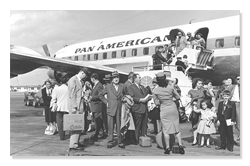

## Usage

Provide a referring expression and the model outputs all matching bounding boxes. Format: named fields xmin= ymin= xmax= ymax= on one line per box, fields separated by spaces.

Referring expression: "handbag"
xmin=189 ymin=110 xmax=199 ymax=122
xmin=179 ymin=101 xmax=188 ymax=123
xmin=153 ymin=94 xmax=161 ymax=106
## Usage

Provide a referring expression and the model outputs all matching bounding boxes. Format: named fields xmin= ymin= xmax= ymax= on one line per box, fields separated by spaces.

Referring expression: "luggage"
xmin=139 ymin=136 xmax=152 ymax=147
xmin=63 ymin=114 xmax=85 ymax=131
xmin=156 ymin=131 xmax=175 ymax=150
xmin=172 ymin=143 xmax=180 ymax=154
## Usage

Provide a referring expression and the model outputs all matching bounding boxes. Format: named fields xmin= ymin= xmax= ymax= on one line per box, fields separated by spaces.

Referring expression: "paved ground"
xmin=10 ymin=92 xmax=240 ymax=156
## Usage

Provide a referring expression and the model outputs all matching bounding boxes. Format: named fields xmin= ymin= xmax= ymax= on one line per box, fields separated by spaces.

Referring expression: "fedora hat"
xmin=111 ymin=71 xmax=120 ymax=78
xmin=103 ymin=74 xmax=111 ymax=81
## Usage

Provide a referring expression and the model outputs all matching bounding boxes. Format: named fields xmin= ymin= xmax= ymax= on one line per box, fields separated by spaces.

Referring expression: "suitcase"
xmin=139 ymin=136 xmax=152 ymax=147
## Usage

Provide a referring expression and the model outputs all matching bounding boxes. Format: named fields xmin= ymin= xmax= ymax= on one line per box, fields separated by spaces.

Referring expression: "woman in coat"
xmin=153 ymin=72 xmax=185 ymax=155
xmin=50 ymin=76 xmax=69 ymax=140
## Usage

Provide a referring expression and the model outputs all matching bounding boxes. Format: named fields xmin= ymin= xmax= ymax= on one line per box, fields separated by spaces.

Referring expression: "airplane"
xmin=52 ymin=15 xmax=240 ymax=86
xmin=10 ymin=15 xmax=240 ymax=90
xmin=10 ymin=45 xmax=129 ymax=83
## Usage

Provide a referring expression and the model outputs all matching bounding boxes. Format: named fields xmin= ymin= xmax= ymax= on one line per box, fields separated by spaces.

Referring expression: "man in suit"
xmin=68 ymin=67 xmax=89 ymax=150
xmin=99 ymin=71 xmax=126 ymax=149
xmin=174 ymin=32 xmax=187 ymax=55
xmin=230 ymin=76 xmax=240 ymax=144
xmin=128 ymin=73 xmax=150 ymax=144
xmin=100 ymin=74 xmax=111 ymax=138
xmin=152 ymin=46 xmax=168 ymax=70
xmin=123 ymin=72 xmax=137 ymax=144
xmin=216 ymin=90 xmax=236 ymax=152
xmin=89 ymin=73 xmax=104 ymax=141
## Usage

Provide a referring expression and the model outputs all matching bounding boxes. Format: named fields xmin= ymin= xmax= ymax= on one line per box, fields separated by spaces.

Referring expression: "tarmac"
xmin=10 ymin=92 xmax=240 ymax=157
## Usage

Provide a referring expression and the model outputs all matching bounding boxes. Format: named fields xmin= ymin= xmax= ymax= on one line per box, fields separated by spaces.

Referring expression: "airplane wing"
xmin=10 ymin=45 xmax=128 ymax=82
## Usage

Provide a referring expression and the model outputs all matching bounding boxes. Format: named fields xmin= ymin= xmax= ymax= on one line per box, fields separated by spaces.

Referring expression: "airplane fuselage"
xmin=54 ymin=15 xmax=240 ymax=86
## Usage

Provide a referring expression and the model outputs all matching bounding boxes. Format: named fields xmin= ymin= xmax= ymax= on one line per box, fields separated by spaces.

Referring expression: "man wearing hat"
xmin=100 ymin=74 xmax=111 ymax=137
xmin=67 ymin=67 xmax=90 ymax=150
xmin=174 ymin=32 xmax=187 ymax=55
xmin=123 ymin=72 xmax=137 ymax=144
xmin=99 ymin=71 xmax=126 ymax=149
xmin=152 ymin=46 xmax=168 ymax=70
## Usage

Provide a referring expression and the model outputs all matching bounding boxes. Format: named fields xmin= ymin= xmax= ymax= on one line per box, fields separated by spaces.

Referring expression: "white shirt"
xmin=231 ymin=85 xmax=240 ymax=102
xmin=113 ymin=83 xmax=118 ymax=91
xmin=46 ymin=88 xmax=52 ymax=96
xmin=134 ymin=83 xmax=141 ymax=90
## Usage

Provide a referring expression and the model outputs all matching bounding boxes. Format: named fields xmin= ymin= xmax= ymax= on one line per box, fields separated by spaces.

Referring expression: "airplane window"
xmin=83 ymin=55 xmax=86 ymax=61
xmin=74 ymin=56 xmax=78 ymax=61
xmin=94 ymin=54 xmax=98 ymax=60
xmin=235 ymin=37 xmax=240 ymax=47
xmin=215 ymin=39 xmax=224 ymax=48
xmin=68 ymin=57 xmax=71 ymax=60
xmin=121 ymin=50 xmax=126 ymax=57
xmin=132 ymin=49 xmax=137 ymax=56
xmin=103 ymin=52 xmax=107 ymax=59
xmin=143 ymin=47 xmax=149 ymax=55
xmin=112 ymin=51 xmax=116 ymax=58
xmin=87 ymin=54 xmax=90 ymax=61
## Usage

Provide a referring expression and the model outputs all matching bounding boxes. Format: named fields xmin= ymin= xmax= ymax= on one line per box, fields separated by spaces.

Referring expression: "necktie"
xmin=139 ymin=85 xmax=143 ymax=94
xmin=222 ymin=102 xmax=227 ymax=115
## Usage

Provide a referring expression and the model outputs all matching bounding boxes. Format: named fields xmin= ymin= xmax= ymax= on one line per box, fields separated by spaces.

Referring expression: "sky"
xmin=10 ymin=10 xmax=240 ymax=86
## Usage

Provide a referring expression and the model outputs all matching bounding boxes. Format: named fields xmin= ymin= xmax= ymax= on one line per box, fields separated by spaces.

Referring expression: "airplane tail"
xmin=42 ymin=44 xmax=51 ymax=57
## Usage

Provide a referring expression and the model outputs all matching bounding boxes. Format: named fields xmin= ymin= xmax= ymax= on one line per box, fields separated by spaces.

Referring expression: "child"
xmin=193 ymin=100 xmax=217 ymax=148
xmin=215 ymin=90 xmax=236 ymax=152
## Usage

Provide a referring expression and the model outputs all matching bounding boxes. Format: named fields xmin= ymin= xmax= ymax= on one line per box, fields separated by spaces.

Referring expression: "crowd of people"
xmin=40 ymin=67 xmax=240 ymax=154
xmin=152 ymin=31 xmax=206 ymax=71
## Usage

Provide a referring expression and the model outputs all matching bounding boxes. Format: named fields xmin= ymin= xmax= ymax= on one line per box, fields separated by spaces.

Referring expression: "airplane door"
xmin=169 ymin=28 xmax=185 ymax=43
xmin=194 ymin=27 xmax=209 ymax=48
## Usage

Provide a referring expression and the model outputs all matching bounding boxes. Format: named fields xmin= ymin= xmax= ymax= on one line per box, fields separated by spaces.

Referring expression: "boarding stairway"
xmin=172 ymin=46 xmax=214 ymax=71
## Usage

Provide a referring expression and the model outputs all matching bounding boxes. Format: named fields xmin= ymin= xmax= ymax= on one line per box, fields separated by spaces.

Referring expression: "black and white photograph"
xmin=9 ymin=7 xmax=244 ymax=160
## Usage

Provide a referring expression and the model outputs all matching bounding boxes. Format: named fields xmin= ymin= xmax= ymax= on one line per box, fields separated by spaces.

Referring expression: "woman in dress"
xmin=153 ymin=72 xmax=185 ymax=155
xmin=148 ymin=77 xmax=161 ymax=134
xmin=188 ymin=78 xmax=205 ymax=145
